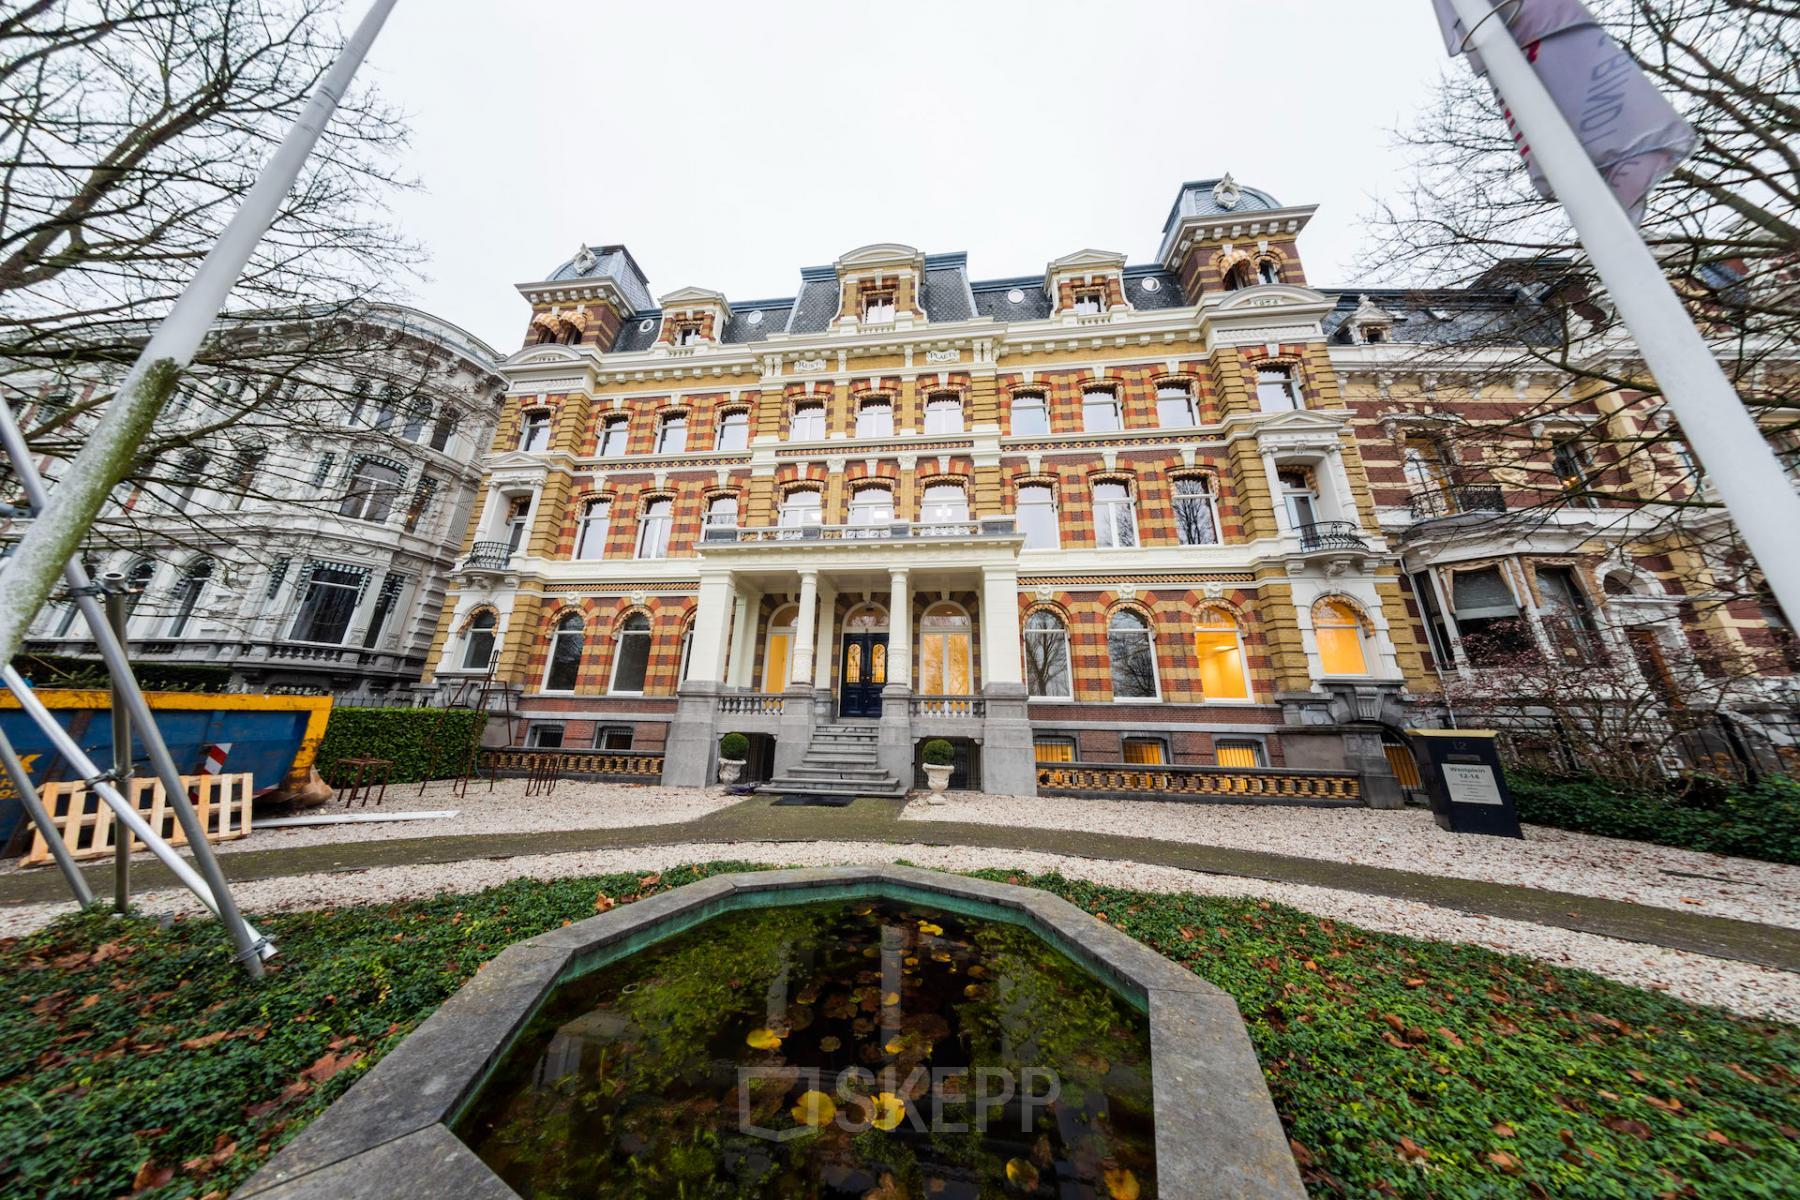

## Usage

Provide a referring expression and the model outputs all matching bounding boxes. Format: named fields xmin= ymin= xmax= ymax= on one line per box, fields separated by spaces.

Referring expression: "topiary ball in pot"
xmin=920 ymin=739 xmax=955 ymax=802
xmin=717 ymin=732 xmax=749 ymax=786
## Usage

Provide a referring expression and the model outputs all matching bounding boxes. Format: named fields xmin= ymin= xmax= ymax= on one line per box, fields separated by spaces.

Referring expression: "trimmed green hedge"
xmin=314 ymin=707 xmax=488 ymax=784
xmin=1 ymin=867 xmax=1795 ymax=1199
xmin=1508 ymin=770 xmax=1800 ymax=865
xmin=13 ymin=654 xmax=233 ymax=693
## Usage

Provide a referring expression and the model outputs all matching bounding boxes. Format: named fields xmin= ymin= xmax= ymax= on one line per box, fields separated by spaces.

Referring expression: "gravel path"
xmin=3 ymin=841 xmax=1795 ymax=1022
xmin=903 ymin=793 xmax=1800 ymax=930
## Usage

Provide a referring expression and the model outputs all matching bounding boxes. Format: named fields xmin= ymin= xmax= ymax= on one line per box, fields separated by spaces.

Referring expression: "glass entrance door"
xmin=839 ymin=632 xmax=888 ymax=717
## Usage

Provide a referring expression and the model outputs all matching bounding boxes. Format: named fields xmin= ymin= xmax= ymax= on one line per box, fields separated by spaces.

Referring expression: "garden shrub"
xmin=1508 ymin=769 xmax=1800 ymax=865
xmin=314 ymin=707 xmax=488 ymax=783
xmin=719 ymin=731 xmax=749 ymax=760
xmin=921 ymin=738 xmax=954 ymax=766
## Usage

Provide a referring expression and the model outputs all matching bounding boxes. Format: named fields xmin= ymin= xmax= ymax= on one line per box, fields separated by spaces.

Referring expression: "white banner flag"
xmin=1432 ymin=0 xmax=1696 ymax=222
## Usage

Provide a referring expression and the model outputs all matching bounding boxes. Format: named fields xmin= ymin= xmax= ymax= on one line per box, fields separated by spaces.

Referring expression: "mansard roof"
xmin=1160 ymin=176 xmax=1285 ymax=235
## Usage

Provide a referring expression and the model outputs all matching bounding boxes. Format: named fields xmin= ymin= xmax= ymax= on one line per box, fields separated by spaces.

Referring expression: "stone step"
xmin=756 ymin=775 xmax=908 ymax=799
xmin=786 ymin=765 xmax=896 ymax=782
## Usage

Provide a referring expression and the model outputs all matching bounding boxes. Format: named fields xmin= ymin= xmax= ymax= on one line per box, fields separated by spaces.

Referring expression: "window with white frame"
xmin=636 ymin=497 xmax=673 ymax=559
xmin=597 ymin=416 xmax=629 ymax=457
xmin=1278 ymin=469 xmax=1319 ymax=530
xmin=609 ymin=612 xmax=651 ymax=693
xmin=862 ymin=291 xmax=896 ymax=322
xmin=1256 ymin=367 xmax=1300 ymax=412
xmin=778 ymin=488 xmax=822 ymax=537
xmin=1107 ymin=609 xmax=1159 ymax=698
xmin=1017 ymin=483 xmax=1058 ymax=549
xmin=790 ymin=401 xmax=825 ymax=440
xmin=655 ymin=413 xmax=688 ymax=454
xmin=461 ymin=610 xmax=497 ymax=670
xmin=574 ymin=498 xmax=610 ymax=559
xmin=704 ymin=494 xmax=739 ymax=530
xmin=544 ymin=612 xmax=585 ymax=691
xmin=339 ymin=458 xmax=404 ymax=523
xmin=1173 ymin=476 xmax=1220 ymax=545
xmin=715 ymin=409 xmax=749 ymax=451
xmin=920 ymin=482 xmax=969 ymax=525
xmin=848 ymin=485 xmax=894 ymax=530
xmin=923 ymin=393 xmax=963 ymax=435
xmin=1082 ymin=388 xmax=1121 ymax=433
xmin=1073 ymin=287 xmax=1106 ymax=315
xmin=289 ymin=563 xmax=364 ymax=644
xmin=1156 ymin=384 xmax=1197 ymax=428
xmin=1123 ymin=737 xmax=1168 ymax=765
xmin=856 ymin=396 xmax=893 ymax=439
xmin=1257 ymin=258 xmax=1281 ymax=285
xmin=1194 ymin=609 xmax=1250 ymax=700
xmin=1024 ymin=610 xmax=1072 ymax=699
xmin=1010 ymin=390 xmax=1049 ymax=436
xmin=1314 ymin=599 xmax=1370 ymax=676
xmin=166 ymin=559 xmax=212 ymax=637
xmin=527 ymin=723 xmax=565 ymax=748
xmin=1092 ymin=480 xmax=1138 ymax=548
xmin=593 ymin=725 xmax=633 ymax=751
xmin=519 ymin=410 xmax=551 ymax=451
xmin=502 ymin=495 xmax=532 ymax=552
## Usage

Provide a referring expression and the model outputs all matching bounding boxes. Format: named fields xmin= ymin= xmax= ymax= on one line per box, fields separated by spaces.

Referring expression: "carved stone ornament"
xmin=794 ymin=358 xmax=828 ymax=373
xmin=925 ymin=349 xmax=960 ymax=363
xmin=629 ymin=589 xmax=647 ymax=606
xmin=1035 ymin=584 xmax=1056 ymax=603
xmin=1202 ymin=580 xmax=1225 ymax=600
xmin=1115 ymin=583 xmax=1138 ymax=600
xmin=571 ymin=244 xmax=598 ymax=275
xmin=1212 ymin=174 xmax=1242 ymax=211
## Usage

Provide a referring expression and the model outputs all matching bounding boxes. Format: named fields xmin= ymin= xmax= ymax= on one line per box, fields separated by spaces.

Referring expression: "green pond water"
xmin=455 ymin=897 xmax=1157 ymax=1199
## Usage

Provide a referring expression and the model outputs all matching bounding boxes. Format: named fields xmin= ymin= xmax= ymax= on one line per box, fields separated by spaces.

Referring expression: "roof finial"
xmin=1212 ymin=174 xmax=1241 ymax=211
xmin=571 ymin=243 xmax=598 ymax=274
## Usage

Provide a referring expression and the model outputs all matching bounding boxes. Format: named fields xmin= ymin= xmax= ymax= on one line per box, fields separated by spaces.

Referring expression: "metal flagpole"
xmin=1443 ymin=0 xmax=1800 ymax=620
xmin=0 ymin=0 xmax=401 ymax=669
xmin=0 ymin=729 xmax=94 ymax=908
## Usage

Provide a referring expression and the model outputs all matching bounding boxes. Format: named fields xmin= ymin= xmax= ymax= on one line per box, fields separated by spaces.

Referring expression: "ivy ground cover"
xmin=0 ymin=863 xmax=1795 ymax=1199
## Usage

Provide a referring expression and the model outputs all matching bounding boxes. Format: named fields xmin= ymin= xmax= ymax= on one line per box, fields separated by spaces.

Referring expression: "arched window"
xmin=920 ymin=482 xmax=969 ymax=526
xmin=575 ymin=498 xmax=610 ymax=559
xmin=518 ymin=409 xmax=551 ymax=451
xmin=790 ymin=400 xmax=825 ymax=441
xmin=655 ymin=412 xmax=688 ymax=455
xmin=636 ymin=497 xmax=673 ymax=559
xmin=1024 ymin=610 xmax=1072 ymax=699
xmin=544 ymin=612 xmax=585 ymax=691
xmin=1224 ymin=260 xmax=1256 ymax=291
xmin=429 ymin=410 xmax=457 ymax=452
xmin=1173 ymin=477 xmax=1219 ymax=546
xmin=778 ymin=488 xmax=822 ymax=538
xmin=123 ymin=558 xmax=157 ymax=617
xmin=535 ymin=327 xmax=556 ymax=346
xmin=1093 ymin=480 xmax=1137 ymax=548
xmin=763 ymin=604 xmax=798 ymax=692
xmin=595 ymin=416 xmax=629 ymax=457
xmin=715 ymin=409 xmax=749 ymax=452
xmin=919 ymin=603 xmax=972 ymax=694
xmin=167 ymin=559 xmax=212 ymax=637
xmin=1194 ymin=610 xmax=1249 ymax=700
xmin=847 ymin=485 xmax=894 ymax=534
xmin=1017 ymin=483 xmax=1058 ymax=550
xmin=924 ymin=392 xmax=964 ymax=436
xmin=1107 ymin=609 xmax=1159 ymax=699
xmin=461 ymin=610 xmax=497 ymax=670
xmin=678 ymin=618 xmax=696 ymax=683
xmin=559 ymin=324 xmax=581 ymax=346
xmin=856 ymin=395 xmax=893 ymax=439
xmin=1315 ymin=600 xmax=1370 ymax=676
xmin=401 ymin=396 xmax=431 ymax=441
xmin=1257 ymin=258 xmax=1281 ymax=285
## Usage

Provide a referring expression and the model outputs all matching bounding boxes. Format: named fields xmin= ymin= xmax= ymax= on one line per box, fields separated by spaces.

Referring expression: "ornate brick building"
xmin=425 ymin=177 xmax=1444 ymax=800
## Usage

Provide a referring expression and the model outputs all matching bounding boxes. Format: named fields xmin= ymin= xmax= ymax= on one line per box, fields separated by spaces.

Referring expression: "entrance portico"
xmin=661 ymin=518 xmax=1034 ymax=794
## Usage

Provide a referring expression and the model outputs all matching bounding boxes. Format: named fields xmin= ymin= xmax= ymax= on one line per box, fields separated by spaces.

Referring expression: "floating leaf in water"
xmin=884 ymin=1036 xmax=904 ymax=1055
xmin=791 ymin=1089 xmax=836 ymax=1127
xmin=931 ymin=950 xmax=951 ymax=962
xmin=1103 ymin=1167 xmax=1140 ymax=1199
xmin=966 ymin=964 xmax=987 ymax=978
xmin=818 ymin=1035 xmax=842 ymax=1053
xmin=965 ymin=983 xmax=986 ymax=999
xmin=904 ymin=955 xmax=919 ymax=967
xmin=745 ymin=1027 xmax=784 ymax=1051
xmin=863 ymin=1171 xmax=904 ymax=1200
xmin=917 ymin=920 xmax=944 ymax=936
xmin=786 ymin=1005 xmax=815 ymax=1032
xmin=1005 ymin=1158 xmax=1040 ymax=1190
xmin=869 ymin=1091 xmax=906 ymax=1131
xmin=883 ymin=991 xmax=900 ymax=1006
xmin=823 ymin=993 xmax=856 ymax=1019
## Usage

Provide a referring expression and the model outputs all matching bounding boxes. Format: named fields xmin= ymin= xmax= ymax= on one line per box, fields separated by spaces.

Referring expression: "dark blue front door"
xmin=839 ymin=633 xmax=888 ymax=718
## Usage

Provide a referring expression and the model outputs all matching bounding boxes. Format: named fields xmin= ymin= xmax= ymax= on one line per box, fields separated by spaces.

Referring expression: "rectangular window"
xmin=429 ymin=411 xmax=456 ymax=451
xmin=1173 ymin=477 xmax=1219 ymax=545
xmin=1034 ymin=736 xmax=1076 ymax=763
xmin=1156 ymin=385 xmax=1197 ymax=428
xmin=636 ymin=498 xmax=673 ymax=559
xmin=1451 ymin=566 xmax=1532 ymax=662
xmin=1552 ymin=439 xmax=1597 ymax=508
xmin=790 ymin=402 xmax=825 ymax=440
xmin=597 ymin=418 xmax=629 ymax=457
xmin=716 ymin=410 xmax=749 ymax=451
xmin=593 ymin=726 xmax=634 ymax=751
xmin=1408 ymin=570 xmax=1454 ymax=670
xmin=1122 ymin=737 xmax=1168 ymax=765
xmin=340 ymin=459 xmax=404 ymax=523
xmin=1092 ymin=481 xmax=1138 ymax=548
xmin=360 ymin=574 xmax=404 ymax=649
xmin=289 ymin=564 xmax=364 ymax=644
xmin=519 ymin=410 xmax=551 ymax=451
xmin=923 ymin=394 xmax=963 ymax=436
xmin=527 ymin=723 xmax=565 ymax=749
xmin=575 ymin=499 xmax=610 ymax=559
xmin=863 ymin=292 xmax=896 ymax=322
xmin=1214 ymin=738 xmax=1266 ymax=768
xmin=1536 ymin=565 xmax=1602 ymax=662
xmin=856 ymin=398 xmax=894 ymax=439
xmin=1073 ymin=288 xmax=1106 ymax=315
xmin=1017 ymin=484 xmax=1059 ymax=550
xmin=1010 ymin=391 xmax=1049 ymax=437
xmin=503 ymin=496 xmax=532 ymax=552
xmin=656 ymin=414 xmax=687 ymax=454
xmin=1256 ymin=367 xmax=1299 ymax=412
xmin=1082 ymin=389 xmax=1121 ymax=433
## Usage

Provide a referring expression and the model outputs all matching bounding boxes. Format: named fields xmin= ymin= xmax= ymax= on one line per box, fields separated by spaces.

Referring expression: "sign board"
xmin=1406 ymin=729 xmax=1523 ymax=838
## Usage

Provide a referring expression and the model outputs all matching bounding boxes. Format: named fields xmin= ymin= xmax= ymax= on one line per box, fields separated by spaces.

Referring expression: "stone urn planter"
xmin=922 ymin=762 xmax=953 ymax=799
xmin=717 ymin=758 xmax=744 ymax=785
xmin=717 ymin=732 xmax=749 ymax=788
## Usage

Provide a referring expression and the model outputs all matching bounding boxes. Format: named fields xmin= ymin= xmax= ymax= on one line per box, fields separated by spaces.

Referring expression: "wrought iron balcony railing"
xmin=1295 ymin=521 xmax=1368 ymax=551
xmin=463 ymin=540 xmax=513 ymax=570
xmin=1407 ymin=484 xmax=1505 ymax=521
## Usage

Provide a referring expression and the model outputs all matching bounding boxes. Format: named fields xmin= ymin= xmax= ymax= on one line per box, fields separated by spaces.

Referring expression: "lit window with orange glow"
xmin=1193 ymin=610 xmax=1250 ymax=700
xmin=1314 ymin=599 xmax=1369 ymax=676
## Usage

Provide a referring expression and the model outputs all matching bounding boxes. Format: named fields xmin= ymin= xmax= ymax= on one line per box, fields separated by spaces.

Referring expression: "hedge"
xmin=13 ymin=653 xmax=234 ymax=693
xmin=1508 ymin=770 xmax=1800 ymax=866
xmin=1 ymin=867 xmax=1795 ymax=1199
xmin=314 ymin=707 xmax=488 ymax=784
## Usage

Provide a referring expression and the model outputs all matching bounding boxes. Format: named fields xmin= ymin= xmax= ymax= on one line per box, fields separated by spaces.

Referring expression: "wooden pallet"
xmin=23 ymin=772 xmax=255 ymax=865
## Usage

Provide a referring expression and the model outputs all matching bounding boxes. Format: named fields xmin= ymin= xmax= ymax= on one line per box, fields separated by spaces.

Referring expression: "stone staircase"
xmin=755 ymin=722 xmax=908 ymax=799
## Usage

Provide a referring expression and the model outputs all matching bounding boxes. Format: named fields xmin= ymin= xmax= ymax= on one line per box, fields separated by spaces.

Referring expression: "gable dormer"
xmin=655 ymin=287 xmax=729 ymax=351
xmin=1157 ymin=175 xmax=1318 ymax=302
xmin=1345 ymin=294 xmax=1398 ymax=345
xmin=1046 ymin=249 xmax=1129 ymax=322
xmin=832 ymin=243 xmax=926 ymax=332
xmin=516 ymin=242 xmax=653 ymax=352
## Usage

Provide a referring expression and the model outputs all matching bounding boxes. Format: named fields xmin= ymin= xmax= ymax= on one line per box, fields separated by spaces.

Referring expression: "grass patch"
xmin=0 ymin=866 xmax=1794 ymax=1199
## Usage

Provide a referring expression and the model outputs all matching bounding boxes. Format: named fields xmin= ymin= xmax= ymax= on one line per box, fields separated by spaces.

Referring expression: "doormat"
xmin=772 ymin=794 xmax=854 ymax=807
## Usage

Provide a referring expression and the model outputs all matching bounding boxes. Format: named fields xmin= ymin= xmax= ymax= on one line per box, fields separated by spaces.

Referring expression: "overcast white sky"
xmin=367 ymin=0 xmax=1452 ymax=350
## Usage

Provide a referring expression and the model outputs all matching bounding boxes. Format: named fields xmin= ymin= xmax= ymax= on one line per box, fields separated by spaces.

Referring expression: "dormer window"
xmin=1073 ymin=288 xmax=1106 ymax=315
xmin=1364 ymin=326 xmax=1387 ymax=344
xmin=863 ymin=292 xmax=896 ymax=322
xmin=675 ymin=324 xmax=702 ymax=346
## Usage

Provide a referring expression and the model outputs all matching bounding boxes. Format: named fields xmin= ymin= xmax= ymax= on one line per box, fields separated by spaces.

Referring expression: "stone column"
xmin=689 ymin=573 xmax=735 ymax=684
xmin=1262 ymin=452 xmax=1292 ymax=536
xmin=726 ymin=590 xmax=756 ymax=688
xmin=663 ymin=573 xmax=734 ymax=787
xmin=886 ymin=568 xmax=912 ymax=688
xmin=878 ymin=567 xmax=914 ymax=782
xmin=791 ymin=569 xmax=820 ymax=688
xmin=979 ymin=565 xmax=1036 ymax=797
xmin=811 ymin=581 xmax=838 ymax=720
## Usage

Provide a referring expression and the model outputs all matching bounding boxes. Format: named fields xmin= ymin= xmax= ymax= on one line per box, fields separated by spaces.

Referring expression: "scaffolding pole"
xmin=0 ymin=727 xmax=94 ymax=908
